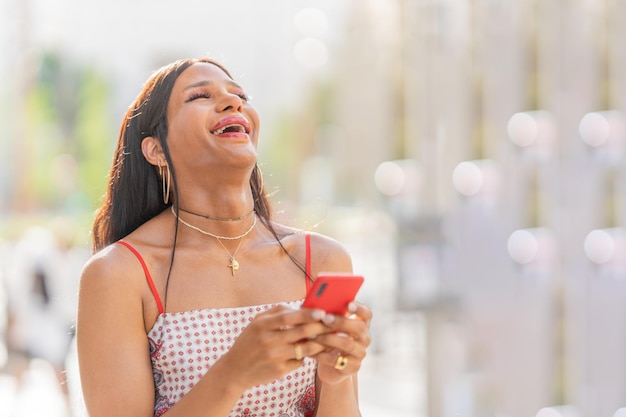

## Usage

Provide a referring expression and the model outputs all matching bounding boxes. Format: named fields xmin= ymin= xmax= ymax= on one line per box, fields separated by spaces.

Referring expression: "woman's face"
xmin=165 ymin=62 xmax=260 ymax=175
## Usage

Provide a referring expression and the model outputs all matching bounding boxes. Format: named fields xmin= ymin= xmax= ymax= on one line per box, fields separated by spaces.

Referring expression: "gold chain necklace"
xmin=178 ymin=206 xmax=255 ymax=222
xmin=214 ymin=237 xmax=245 ymax=276
xmin=171 ymin=206 xmax=257 ymax=240
xmin=171 ymin=206 xmax=257 ymax=275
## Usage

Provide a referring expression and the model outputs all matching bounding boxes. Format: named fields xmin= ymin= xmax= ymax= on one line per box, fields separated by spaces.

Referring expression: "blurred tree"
xmin=73 ymin=67 xmax=113 ymax=210
xmin=7 ymin=50 xmax=111 ymax=226
xmin=22 ymin=52 xmax=66 ymax=208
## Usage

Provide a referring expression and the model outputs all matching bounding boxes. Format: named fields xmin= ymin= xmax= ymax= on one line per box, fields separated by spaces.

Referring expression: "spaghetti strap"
xmin=305 ymin=233 xmax=312 ymax=292
xmin=116 ymin=241 xmax=165 ymax=315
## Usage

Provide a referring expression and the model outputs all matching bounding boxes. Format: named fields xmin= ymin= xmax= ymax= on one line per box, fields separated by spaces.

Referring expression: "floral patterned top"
xmin=147 ymin=301 xmax=317 ymax=417
xmin=117 ymin=235 xmax=317 ymax=417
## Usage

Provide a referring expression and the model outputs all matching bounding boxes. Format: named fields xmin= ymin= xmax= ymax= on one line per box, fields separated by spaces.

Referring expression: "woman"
xmin=76 ymin=58 xmax=371 ymax=417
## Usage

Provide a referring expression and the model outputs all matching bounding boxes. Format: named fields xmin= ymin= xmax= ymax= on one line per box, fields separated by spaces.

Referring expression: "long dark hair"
xmin=92 ymin=58 xmax=272 ymax=252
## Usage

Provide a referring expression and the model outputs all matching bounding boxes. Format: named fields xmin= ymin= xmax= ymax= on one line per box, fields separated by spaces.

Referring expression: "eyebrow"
xmin=183 ymin=80 xmax=244 ymax=91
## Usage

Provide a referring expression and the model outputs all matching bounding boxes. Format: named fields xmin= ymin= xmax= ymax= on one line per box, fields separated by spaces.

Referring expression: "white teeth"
xmin=213 ymin=124 xmax=246 ymax=134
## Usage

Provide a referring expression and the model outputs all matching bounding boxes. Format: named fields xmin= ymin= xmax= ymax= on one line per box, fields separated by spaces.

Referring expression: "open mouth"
xmin=210 ymin=117 xmax=251 ymax=135
xmin=211 ymin=124 xmax=248 ymax=135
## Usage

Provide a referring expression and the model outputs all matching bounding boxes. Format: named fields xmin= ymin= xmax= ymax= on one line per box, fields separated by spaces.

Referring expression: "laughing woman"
xmin=76 ymin=58 xmax=371 ymax=417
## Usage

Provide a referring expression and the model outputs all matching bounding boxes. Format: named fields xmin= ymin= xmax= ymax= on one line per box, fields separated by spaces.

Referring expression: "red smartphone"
xmin=302 ymin=274 xmax=364 ymax=315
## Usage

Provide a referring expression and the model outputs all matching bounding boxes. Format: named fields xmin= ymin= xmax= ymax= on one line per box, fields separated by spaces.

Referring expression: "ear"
xmin=141 ymin=136 xmax=166 ymax=166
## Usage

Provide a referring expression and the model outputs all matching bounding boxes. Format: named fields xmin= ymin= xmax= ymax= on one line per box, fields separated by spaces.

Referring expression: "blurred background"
xmin=0 ymin=0 xmax=625 ymax=416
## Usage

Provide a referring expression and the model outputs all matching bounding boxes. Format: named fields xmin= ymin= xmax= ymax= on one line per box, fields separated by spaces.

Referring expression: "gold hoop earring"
xmin=160 ymin=164 xmax=171 ymax=205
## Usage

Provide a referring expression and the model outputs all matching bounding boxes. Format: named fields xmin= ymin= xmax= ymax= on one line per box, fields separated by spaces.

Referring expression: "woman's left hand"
xmin=310 ymin=302 xmax=372 ymax=385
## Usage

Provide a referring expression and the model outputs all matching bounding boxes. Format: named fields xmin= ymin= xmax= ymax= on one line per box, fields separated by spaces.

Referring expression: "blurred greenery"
xmin=74 ymin=67 xmax=113 ymax=208
xmin=1 ymin=51 xmax=113 ymax=247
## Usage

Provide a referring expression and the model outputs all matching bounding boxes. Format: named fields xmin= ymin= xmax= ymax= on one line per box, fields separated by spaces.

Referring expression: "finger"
xmin=289 ymin=339 xmax=326 ymax=360
xmin=261 ymin=308 xmax=333 ymax=345
xmin=347 ymin=302 xmax=373 ymax=325
xmin=263 ymin=306 xmax=326 ymax=331
xmin=280 ymin=321 xmax=330 ymax=345
xmin=293 ymin=341 xmax=304 ymax=361
xmin=321 ymin=314 xmax=370 ymax=342
xmin=314 ymin=350 xmax=360 ymax=373
xmin=333 ymin=354 xmax=349 ymax=371
xmin=314 ymin=332 xmax=366 ymax=358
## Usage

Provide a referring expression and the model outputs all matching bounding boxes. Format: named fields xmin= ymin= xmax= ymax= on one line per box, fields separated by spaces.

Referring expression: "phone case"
xmin=302 ymin=274 xmax=364 ymax=315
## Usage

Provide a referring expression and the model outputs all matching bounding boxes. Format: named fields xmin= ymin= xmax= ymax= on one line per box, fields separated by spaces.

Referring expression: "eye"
xmin=234 ymin=91 xmax=250 ymax=102
xmin=186 ymin=91 xmax=211 ymax=102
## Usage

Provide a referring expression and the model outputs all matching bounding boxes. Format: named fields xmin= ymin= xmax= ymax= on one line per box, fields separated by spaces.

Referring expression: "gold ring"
xmin=334 ymin=355 xmax=348 ymax=370
xmin=294 ymin=343 xmax=303 ymax=361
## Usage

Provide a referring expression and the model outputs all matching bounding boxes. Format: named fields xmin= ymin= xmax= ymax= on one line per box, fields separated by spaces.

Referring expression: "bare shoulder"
xmin=78 ymin=242 xmax=147 ymax=311
xmin=275 ymin=225 xmax=353 ymax=276
xmin=81 ymin=243 xmax=138 ymax=284
xmin=307 ymin=231 xmax=353 ymax=275
xmin=80 ymin=211 xmax=171 ymax=293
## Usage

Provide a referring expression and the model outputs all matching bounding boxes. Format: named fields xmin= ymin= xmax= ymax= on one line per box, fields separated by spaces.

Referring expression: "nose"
xmin=216 ymin=90 xmax=243 ymax=113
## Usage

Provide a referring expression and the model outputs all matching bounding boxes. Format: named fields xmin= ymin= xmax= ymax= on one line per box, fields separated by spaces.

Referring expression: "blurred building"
xmin=307 ymin=1 xmax=626 ymax=416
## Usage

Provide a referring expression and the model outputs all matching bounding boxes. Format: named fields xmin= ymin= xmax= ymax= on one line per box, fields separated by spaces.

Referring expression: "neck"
xmin=171 ymin=206 xmax=258 ymax=241
xmin=176 ymin=184 xmax=256 ymax=222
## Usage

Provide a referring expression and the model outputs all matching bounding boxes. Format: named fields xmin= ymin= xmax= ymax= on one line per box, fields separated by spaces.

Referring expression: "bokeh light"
xmin=508 ymin=112 xmax=539 ymax=147
xmin=508 ymin=229 xmax=539 ymax=265
xmin=375 ymin=161 xmax=405 ymax=196
xmin=507 ymin=111 xmax=556 ymax=161
xmin=579 ymin=112 xmax=611 ymax=147
xmin=584 ymin=229 xmax=615 ymax=265
xmin=452 ymin=161 xmax=483 ymax=196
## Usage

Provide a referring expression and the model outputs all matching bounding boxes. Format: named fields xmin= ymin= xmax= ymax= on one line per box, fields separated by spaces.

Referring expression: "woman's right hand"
xmin=219 ymin=305 xmax=328 ymax=390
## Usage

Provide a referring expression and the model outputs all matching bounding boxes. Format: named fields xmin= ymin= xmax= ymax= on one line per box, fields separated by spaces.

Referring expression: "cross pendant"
xmin=228 ymin=257 xmax=240 ymax=276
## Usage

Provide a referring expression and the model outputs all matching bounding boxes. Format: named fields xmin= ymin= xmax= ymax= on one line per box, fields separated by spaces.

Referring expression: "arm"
xmin=315 ymin=376 xmax=360 ymax=417
xmin=313 ymin=302 xmax=371 ymax=417
xmin=76 ymin=249 xmax=158 ymax=417
xmin=305 ymin=234 xmax=373 ymax=417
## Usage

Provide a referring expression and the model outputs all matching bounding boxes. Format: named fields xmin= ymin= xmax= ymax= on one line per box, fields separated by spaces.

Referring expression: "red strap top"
xmin=116 ymin=240 xmax=164 ymax=314
xmin=117 ymin=233 xmax=312 ymax=315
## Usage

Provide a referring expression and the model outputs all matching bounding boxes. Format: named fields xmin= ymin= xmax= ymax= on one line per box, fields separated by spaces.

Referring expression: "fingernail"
xmin=348 ymin=302 xmax=357 ymax=313
xmin=322 ymin=314 xmax=336 ymax=325
xmin=311 ymin=309 xmax=326 ymax=321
